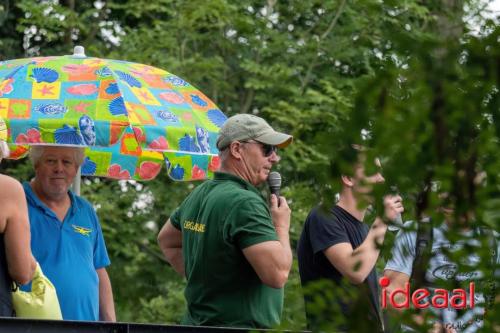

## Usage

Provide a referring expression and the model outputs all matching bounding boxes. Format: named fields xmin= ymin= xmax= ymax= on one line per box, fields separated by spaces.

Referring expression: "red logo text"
xmin=379 ymin=276 xmax=475 ymax=309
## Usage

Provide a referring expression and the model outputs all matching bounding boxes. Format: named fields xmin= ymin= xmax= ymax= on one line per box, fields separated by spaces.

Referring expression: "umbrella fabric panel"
xmin=1 ymin=50 xmax=227 ymax=182
xmin=82 ymin=145 xmax=164 ymax=181
xmin=0 ymin=56 xmax=226 ymax=156
xmin=80 ymin=149 xmax=220 ymax=181
xmin=80 ymin=148 xmax=220 ymax=181
xmin=164 ymin=152 xmax=220 ymax=181
xmin=0 ymin=57 xmax=129 ymax=147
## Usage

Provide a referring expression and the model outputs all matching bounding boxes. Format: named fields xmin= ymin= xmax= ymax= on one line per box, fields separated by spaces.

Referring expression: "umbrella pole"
xmin=72 ymin=167 xmax=81 ymax=196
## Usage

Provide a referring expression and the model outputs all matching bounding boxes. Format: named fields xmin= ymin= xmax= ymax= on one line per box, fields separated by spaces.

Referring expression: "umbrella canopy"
xmin=0 ymin=46 xmax=226 ymax=181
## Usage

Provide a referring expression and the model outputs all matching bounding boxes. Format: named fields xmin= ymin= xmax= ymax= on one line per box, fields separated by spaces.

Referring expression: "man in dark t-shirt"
xmin=297 ymin=145 xmax=404 ymax=332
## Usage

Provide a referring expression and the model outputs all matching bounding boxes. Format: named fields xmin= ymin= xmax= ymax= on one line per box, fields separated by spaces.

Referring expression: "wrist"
xmin=275 ymin=225 xmax=290 ymax=236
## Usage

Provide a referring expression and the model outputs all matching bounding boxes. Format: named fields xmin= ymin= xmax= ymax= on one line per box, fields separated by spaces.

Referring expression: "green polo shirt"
xmin=170 ymin=172 xmax=283 ymax=328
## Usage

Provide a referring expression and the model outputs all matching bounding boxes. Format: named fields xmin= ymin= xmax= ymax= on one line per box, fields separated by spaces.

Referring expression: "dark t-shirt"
xmin=297 ymin=205 xmax=382 ymax=332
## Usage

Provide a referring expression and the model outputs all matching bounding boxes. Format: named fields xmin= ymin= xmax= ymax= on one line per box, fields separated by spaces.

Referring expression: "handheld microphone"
xmin=267 ymin=171 xmax=282 ymax=207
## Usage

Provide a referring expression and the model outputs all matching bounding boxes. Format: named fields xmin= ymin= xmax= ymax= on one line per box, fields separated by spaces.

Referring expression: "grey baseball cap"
xmin=216 ymin=114 xmax=292 ymax=150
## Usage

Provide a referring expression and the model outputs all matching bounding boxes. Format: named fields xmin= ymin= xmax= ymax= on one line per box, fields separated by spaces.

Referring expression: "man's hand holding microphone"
xmin=268 ymin=171 xmax=291 ymax=232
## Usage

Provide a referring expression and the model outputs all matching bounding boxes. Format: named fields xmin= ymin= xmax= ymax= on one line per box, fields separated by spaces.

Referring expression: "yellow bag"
xmin=12 ymin=263 xmax=62 ymax=319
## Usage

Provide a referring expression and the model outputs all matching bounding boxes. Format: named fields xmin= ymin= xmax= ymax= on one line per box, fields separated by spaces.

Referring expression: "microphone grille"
xmin=268 ymin=171 xmax=281 ymax=188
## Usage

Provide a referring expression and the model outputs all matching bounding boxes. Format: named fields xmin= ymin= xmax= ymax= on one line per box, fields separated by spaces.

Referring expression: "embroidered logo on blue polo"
xmin=72 ymin=224 xmax=92 ymax=236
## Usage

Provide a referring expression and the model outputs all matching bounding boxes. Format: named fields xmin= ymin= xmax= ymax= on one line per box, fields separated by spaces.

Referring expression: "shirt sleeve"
xmin=384 ymin=224 xmax=416 ymax=277
xmin=170 ymin=207 xmax=181 ymax=230
xmin=308 ymin=208 xmax=350 ymax=255
xmin=226 ymin=197 xmax=278 ymax=249
xmin=91 ymin=208 xmax=111 ymax=269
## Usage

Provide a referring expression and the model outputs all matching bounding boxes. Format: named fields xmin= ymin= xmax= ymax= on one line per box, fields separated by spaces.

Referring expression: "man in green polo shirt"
xmin=158 ymin=114 xmax=293 ymax=329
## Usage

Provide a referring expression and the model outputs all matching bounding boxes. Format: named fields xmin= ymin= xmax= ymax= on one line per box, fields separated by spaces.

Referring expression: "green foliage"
xmin=1 ymin=0 xmax=498 ymax=331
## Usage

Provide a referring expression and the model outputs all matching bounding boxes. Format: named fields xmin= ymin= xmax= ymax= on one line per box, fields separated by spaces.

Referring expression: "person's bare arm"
xmin=97 ymin=268 xmax=116 ymax=321
xmin=324 ymin=195 xmax=403 ymax=284
xmin=242 ymin=195 xmax=292 ymax=289
xmin=158 ymin=219 xmax=184 ymax=276
xmin=1 ymin=176 xmax=36 ymax=284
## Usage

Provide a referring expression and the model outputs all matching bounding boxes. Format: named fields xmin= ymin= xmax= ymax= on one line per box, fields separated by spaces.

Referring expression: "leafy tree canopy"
xmin=0 ymin=0 xmax=498 ymax=330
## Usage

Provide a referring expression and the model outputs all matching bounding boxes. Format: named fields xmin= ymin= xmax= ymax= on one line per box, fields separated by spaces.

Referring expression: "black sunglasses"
xmin=240 ymin=141 xmax=278 ymax=157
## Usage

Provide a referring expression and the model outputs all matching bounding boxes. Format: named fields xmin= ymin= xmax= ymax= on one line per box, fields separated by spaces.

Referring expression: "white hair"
xmin=29 ymin=145 xmax=85 ymax=167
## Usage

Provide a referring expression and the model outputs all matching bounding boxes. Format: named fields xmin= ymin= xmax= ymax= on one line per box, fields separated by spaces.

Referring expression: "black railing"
xmin=0 ymin=318 xmax=305 ymax=333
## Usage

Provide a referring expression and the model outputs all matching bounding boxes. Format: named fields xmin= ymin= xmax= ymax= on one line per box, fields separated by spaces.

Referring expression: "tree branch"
xmin=138 ymin=241 xmax=169 ymax=264
xmin=321 ymin=0 xmax=347 ymax=41
xmin=62 ymin=0 xmax=76 ymax=48
xmin=300 ymin=0 xmax=347 ymax=94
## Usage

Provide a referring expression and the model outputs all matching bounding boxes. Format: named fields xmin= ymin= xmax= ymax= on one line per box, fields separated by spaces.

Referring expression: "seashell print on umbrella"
xmin=30 ymin=67 xmax=59 ymax=83
xmin=1 ymin=46 xmax=227 ymax=181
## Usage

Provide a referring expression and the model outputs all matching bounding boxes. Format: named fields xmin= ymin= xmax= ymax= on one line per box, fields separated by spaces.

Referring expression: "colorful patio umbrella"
xmin=0 ymin=46 xmax=226 ymax=181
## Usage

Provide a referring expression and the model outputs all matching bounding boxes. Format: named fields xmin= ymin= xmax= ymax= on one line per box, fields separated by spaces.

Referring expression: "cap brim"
xmin=255 ymin=132 xmax=293 ymax=148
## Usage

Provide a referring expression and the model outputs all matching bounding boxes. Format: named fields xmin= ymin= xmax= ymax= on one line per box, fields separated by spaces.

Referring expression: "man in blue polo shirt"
xmin=23 ymin=145 xmax=115 ymax=321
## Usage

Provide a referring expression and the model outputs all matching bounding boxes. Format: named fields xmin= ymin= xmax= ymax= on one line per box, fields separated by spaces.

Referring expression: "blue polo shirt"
xmin=22 ymin=182 xmax=110 ymax=321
